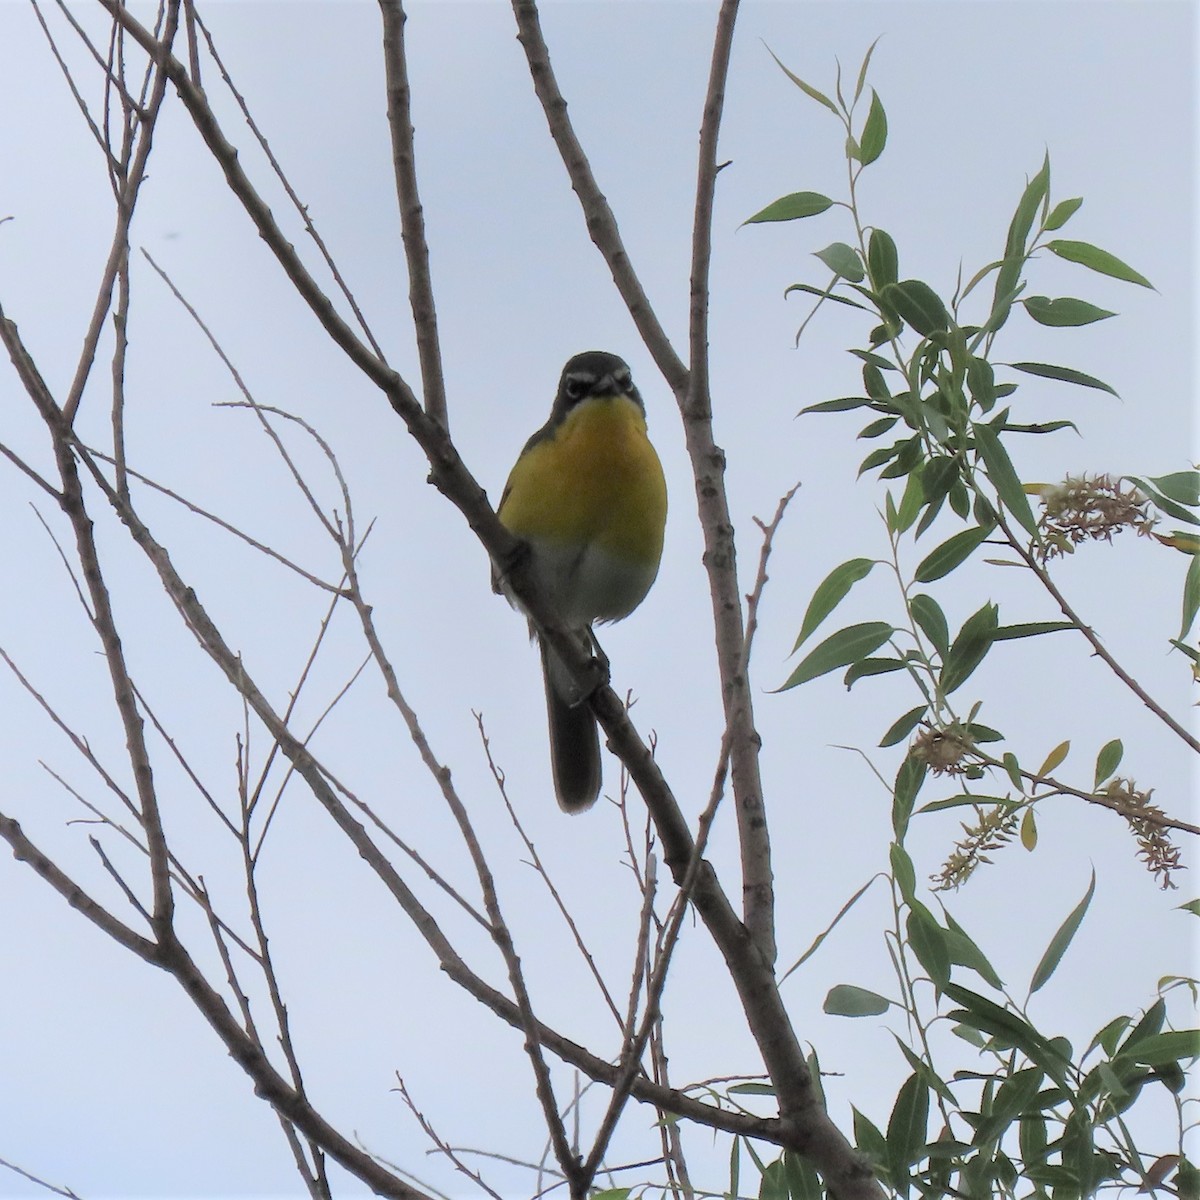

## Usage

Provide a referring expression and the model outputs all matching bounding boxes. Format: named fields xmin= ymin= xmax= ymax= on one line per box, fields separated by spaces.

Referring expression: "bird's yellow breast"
xmin=499 ymin=394 xmax=667 ymax=566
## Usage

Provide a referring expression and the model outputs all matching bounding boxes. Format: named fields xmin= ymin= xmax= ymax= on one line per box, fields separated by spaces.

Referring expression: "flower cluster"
xmin=1102 ymin=777 xmax=1183 ymax=890
xmin=1034 ymin=474 xmax=1157 ymax=562
xmin=910 ymin=724 xmax=975 ymax=776
xmin=931 ymin=803 xmax=1020 ymax=891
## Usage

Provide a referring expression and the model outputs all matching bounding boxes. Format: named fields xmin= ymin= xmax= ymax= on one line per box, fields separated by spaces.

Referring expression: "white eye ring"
xmin=564 ymin=376 xmax=589 ymax=400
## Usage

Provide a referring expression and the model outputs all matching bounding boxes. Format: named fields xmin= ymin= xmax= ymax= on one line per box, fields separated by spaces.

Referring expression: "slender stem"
xmin=687 ymin=0 xmax=777 ymax=965
xmin=998 ymin=512 xmax=1200 ymax=755
xmin=509 ymin=0 xmax=686 ymax=391
xmin=62 ymin=0 xmax=180 ymax=425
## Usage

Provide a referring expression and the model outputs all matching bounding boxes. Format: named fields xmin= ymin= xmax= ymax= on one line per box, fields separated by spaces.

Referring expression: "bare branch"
xmin=62 ymin=0 xmax=181 ymax=425
xmin=478 ymin=712 xmax=625 ymax=1028
xmin=188 ymin=6 xmax=388 ymax=363
xmin=0 ymin=810 xmax=155 ymax=959
xmin=0 ymin=1154 xmax=82 ymax=1200
xmin=378 ymin=0 xmax=448 ymax=429
xmin=509 ymin=0 xmax=685 ymax=391
xmin=395 ymin=1076 xmax=505 ymax=1200
xmin=998 ymin=511 xmax=1200 ymax=755
xmin=0 ymin=309 xmax=175 ymax=932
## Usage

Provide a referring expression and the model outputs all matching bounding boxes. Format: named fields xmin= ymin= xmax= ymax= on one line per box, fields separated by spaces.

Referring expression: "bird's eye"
xmin=563 ymin=375 xmax=589 ymax=401
xmin=616 ymin=370 xmax=632 ymax=391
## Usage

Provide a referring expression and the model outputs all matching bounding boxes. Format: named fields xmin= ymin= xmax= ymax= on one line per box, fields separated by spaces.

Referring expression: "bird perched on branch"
xmin=496 ymin=351 xmax=667 ymax=812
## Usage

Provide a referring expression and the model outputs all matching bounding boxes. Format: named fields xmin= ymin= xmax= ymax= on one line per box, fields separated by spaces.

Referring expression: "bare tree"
xmin=2 ymin=4 xmax=1193 ymax=1200
xmin=0 ymin=2 xmax=881 ymax=1197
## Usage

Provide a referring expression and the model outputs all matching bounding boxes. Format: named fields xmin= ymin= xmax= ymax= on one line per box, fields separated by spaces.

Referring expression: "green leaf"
xmin=1093 ymin=738 xmax=1123 ymax=787
xmin=890 ymin=842 xmax=917 ymax=905
xmin=907 ymin=906 xmax=951 ymax=991
xmin=868 ymin=228 xmax=899 ymax=291
xmin=1170 ymin=638 xmax=1200 ymax=666
xmin=886 ymin=1073 xmax=930 ymax=1176
xmin=766 ymin=45 xmax=840 ymax=114
xmin=1044 ymin=196 xmax=1083 ymax=230
xmin=849 ymin=348 xmax=899 ymax=371
xmin=862 ymin=361 xmax=891 ymax=400
xmin=1118 ymin=998 xmax=1166 ymax=1054
xmin=973 ymin=422 xmax=1039 ymax=537
xmin=1162 ymin=532 xmax=1200 ymax=554
xmin=785 ymin=282 xmax=871 ymax=315
xmin=941 ymin=602 xmax=999 ymax=694
xmin=883 ymin=279 xmax=951 ymax=336
xmin=1178 ymin=899 xmax=1200 ymax=918
xmin=914 ymin=524 xmax=992 ymax=583
xmin=858 ymin=89 xmax=888 ymax=165
xmin=815 ymin=241 xmax=865 ymax=281
xmin=992 ymin=1067 xmax=1045 ymax=1122
xmin=779 ymin=621 xmax=894 ymax=689
xmin=1010 ymin=361 xmax=1119 ymax=396
xmin=782 ymin=1151 xmax=823 ymax=1200
xmin=853 ymin=35 xmax=882 ymax=102
xmin=964 ymin=720 xmax=1004 ymax=743
xmin=1090 ymin=1015 xmax=1133 ymax=1058
xmin=1010 ymin=153 xmax=1050 ymax=257
xmin=943 ymin=910 xmax=1004 ymax=989
xmin=1020 ymin=808 xmax=1037 ymax=850
xmin=780 ymin=875 xmax=880 ymax=981
xmin=1147 ymin=471 xmax=1200 ymax=507
xmin=1022 ymin=295 xmax=1116 ymax=327
xmin=860 ymin=415 xmax=900 ymax=440
xmin=1002 ymin=751 xmax=1023 ymax=790
xmin=892 ymin=751 xmax=926 ymax=840
xmin=824 ymin=983 xmax=891 ymax=1016
xmin=992 ymin=621 xmax=1075 ymax=641
xmin=758 ymin=1158 xmax=788 ymax=1200
xmin=917 ymin=792 xmax=1013 ymax=814
xmin=793 ymin=558 xmax=877 ymax=650
xmin=1002 ymin=419 xmax=1080 ymax=435
xmin=853 ymin=1107 xmax=890 ymax=1177
xmin=921 ymin=455 xmax=961 ymax=509
xmin=1046 ymin=239 xmax=1154 ymax=288
xmin=1123 ymin=1030 xmax=1200 ymax=1067
xmin=859 ymin=442 xmax=901 ymax=476
xmin=798 ymin=395 xmax=877 ymax=416
xmin=1019 ymin=1110 xmax=1049 ymax=1166
xmin=1038 ymin=739 xmax=1070 ymax=776
xmin=727 ymin=1082 xmax=776 ymax=1096
xmin=910 ymin=593 xmax=950 ymax=658
xmin=880 ymin=704 xmax=927 ymax=748
xmin=1128 ymin=475 xmax=1200 ymax=527
xmin=890 ymin=467 xmax=925 ymax=535
xmin=745 ymin=191 xmax=835 ymax=225
xmin=967 ymin=356 xmax=996 ymax=410
xmin=944 ymin=983 xmax=1070 ymax=1081
xmin=844 ymin=656 xmax=907 ymax=688
xmin=1029 ymin=869 xmax=1095 ymax=994
xmin=990 ymin=155 xmax=1050 ymax=333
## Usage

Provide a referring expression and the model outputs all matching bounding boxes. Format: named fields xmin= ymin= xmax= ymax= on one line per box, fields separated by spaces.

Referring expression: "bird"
xmin=495 ymin=351 xmax=667 ymax=812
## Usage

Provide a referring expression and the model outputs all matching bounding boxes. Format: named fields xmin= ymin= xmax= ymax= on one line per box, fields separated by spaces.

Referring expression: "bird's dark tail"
xmin=539 ymin=636 xmax=601 ymax=812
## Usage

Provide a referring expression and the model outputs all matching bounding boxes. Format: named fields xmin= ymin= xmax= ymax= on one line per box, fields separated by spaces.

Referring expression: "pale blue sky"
xmin=0 ymin=1 xmax=1194 ymax=1196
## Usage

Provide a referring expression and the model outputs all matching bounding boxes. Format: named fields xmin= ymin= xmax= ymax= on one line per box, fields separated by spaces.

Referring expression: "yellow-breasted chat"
xmin=496 ymin=351 xmax=667 ymax=812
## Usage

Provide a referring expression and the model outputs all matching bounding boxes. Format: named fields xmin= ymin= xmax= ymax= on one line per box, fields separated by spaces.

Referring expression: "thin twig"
xmin=0 ymin=1155 xmax=82 ymax=1200
xmin=394 ymin=1076 xmax=505 ymax=1200
xmin=998 ymin=510 xmax=1200 ymax=755
xmin=189 ymin=6 xmax=387 ymax=363
xmin=477 ymin=712 xmax=625 ymax=1028
xmin=62 ymin=0 xmax=181 ymax=425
